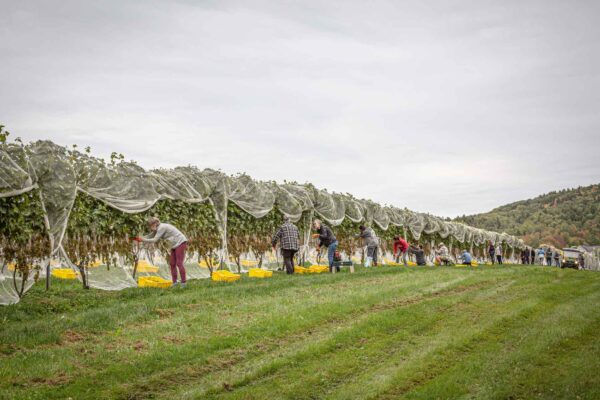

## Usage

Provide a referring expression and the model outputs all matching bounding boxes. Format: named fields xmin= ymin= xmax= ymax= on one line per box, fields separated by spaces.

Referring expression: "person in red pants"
xmin=136 ymin=217 xmax=188 ymax=288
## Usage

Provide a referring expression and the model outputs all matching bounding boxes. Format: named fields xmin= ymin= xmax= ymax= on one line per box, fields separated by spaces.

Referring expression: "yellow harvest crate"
xmin=472 ymin=261 xmax=479 ymax=267
xmin=6 ymin=263 xmax=37 ymax=271
xmin=384 ymin=259 xmax=403 ymax=266
xmin=212 ymin=270 xmax=241 ymax=282
xmin=308 ymin=265 xmax=329 ymax=274
xmin=248 ymin=268 xmax=273 ymax=278
xmin=407 ymin=261 xmax=417 ymax=267
xmin=241 ymin=260 xmax=259 ymax=268
xmin=136 ymin=260 xmax=160 ymax=273
xmin=294 ymin=266 xmax=309 ymax=274
xmin=198 ymin=259 xmax=218 ymax=269
xmin=88 ymin=259 xmax=103 ymax=268
xmin=138 ymin=276 xmax=172 ymax=288
xmin=51 ymin=268 xmax=78 ymax=280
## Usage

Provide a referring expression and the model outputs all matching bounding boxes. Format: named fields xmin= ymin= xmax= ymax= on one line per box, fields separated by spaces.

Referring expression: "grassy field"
xmin=1 ymin=264 xmax=600 ymax=399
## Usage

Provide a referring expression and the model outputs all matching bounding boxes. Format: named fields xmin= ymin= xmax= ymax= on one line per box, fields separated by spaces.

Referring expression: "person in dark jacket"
xmin=409 ymin=244 xmax=426 ymax=266
xmin=312 ymin=219 xmax=339 ymax=273
xmin=488 ymin=242 xmax=496 ymax=265
xmin=530 ymin=248 xmax=536 ymax=265
xmin=546 ymin=248 xmax=553 ymax=266
xmin=272 ymin=217 xmax=300 ymax=274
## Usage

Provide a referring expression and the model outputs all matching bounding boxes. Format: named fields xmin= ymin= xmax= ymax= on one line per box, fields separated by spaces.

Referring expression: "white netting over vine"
xmin=0 ymin=140 xmax=526 ymax=305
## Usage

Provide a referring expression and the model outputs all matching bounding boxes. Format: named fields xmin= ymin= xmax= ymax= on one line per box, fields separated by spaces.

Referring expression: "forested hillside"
xmin=455 ymin=184 xmax=600 ymax=248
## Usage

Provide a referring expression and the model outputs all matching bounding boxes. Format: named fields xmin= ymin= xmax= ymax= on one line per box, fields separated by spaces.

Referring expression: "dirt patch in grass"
xmin=371 ymin=281 xmax=492 ymax=312
xmin=154 ymin=308 xmax=175 ymax=318
xmin=162 ymin=335 xmax=186 ymax=345
xmin=62 ymin=330 xmax=86 ymax=343
xmin=30 ymin=372 xmax=71 ymax=387
xmin=132 ymin=340 xmax=147 ymax=352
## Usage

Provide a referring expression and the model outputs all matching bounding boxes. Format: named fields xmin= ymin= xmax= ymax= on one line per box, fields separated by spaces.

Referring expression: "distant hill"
xmin=455 ymin=184 xmax=600 ymax=248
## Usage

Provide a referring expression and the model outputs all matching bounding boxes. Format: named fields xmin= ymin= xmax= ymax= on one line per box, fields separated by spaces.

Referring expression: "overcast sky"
xmin=2 ymin=0 xmax=599 ymax=217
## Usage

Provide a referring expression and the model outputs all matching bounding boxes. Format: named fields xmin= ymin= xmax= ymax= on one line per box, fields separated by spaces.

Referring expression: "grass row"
xmin=1 ymin=264 xmax=599 ymax=399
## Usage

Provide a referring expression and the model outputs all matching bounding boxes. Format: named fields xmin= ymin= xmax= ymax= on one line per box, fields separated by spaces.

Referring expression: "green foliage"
xmin=335 ymin=219 xmax=362 ymax=257
xmin=0 ymin=125 xmax=9 ymax=144
xmin=65 ymin=193 xmax=221 ymax=278
xmin=456 ymin=184 xmax=600 ymax=248
xmin=227 ymin=203 xmax=283 ymax=270
xmin=0 ymin=190 xmax=49 ymax=296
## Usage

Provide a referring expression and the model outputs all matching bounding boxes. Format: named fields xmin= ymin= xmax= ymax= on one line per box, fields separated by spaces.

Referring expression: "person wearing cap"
xmin=134 ymin=217 xmax=188 ymax=288
xmin=356 ymin=225 xmax=379 ymax=267
xmin=312 ymin=219 xmax=339 ymax=273
xmin=272 ymin=217 xmax=300 ymax=274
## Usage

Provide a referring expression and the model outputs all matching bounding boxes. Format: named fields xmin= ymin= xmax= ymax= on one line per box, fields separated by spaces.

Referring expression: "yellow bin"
xmin=51 ymin=268 xmax=78 ymax=280
xmin=248 ymin=268 xmax=273 ymax=278
xmin=294 ymin=266 xmax=309 ymax=274
xmin=212 ymin=270 xmax=241 ymax=282
xmin=136 ymin=260 xmax=160 ymax=273
xmin=308 ymin=265 xmax=329 ymax=274
xmin=138 ymin=276 xmax=172 ymax=288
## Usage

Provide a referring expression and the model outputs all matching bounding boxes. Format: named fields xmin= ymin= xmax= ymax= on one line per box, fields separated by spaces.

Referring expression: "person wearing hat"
xmin=272 ymin=216 xmax=300 ymax=274
xmin=135 ymin=217 xmax=188 ymax=288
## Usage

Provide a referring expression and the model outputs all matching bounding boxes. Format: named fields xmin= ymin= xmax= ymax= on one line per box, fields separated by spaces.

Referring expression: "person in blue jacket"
xmin=461 ymin=249 xmax=473 ymax=266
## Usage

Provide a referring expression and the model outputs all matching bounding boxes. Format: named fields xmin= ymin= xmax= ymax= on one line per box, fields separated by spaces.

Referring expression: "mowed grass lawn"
xmin=2 ymin=264 xmax=600 ymax=399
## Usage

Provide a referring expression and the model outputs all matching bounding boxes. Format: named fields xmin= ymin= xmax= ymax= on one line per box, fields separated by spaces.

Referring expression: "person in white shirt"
xmin=135 ymin=217 xmax=188 ymax=288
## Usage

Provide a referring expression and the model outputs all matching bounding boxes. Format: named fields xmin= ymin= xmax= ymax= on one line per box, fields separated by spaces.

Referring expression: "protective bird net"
xmin=1 ymin=140 xmax=527 ymax=305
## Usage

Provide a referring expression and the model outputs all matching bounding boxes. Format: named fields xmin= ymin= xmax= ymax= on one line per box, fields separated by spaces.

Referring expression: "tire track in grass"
xmin=193 ymin=278 xmax=518 ymax=399
xmin=405 ymin=283 xmax=600 ymax=399
xmin=321 ymin=277 xmax=530 ymax=400
xmin=156 ymin=276 xmax=477 ymax=399
xmin=7 ymin=270 xmax=472 ymax=399
xmin=371 ymin=278 xmax=600 ymax=400
xmin=113 ymin=276 xmax=479 ymax=400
